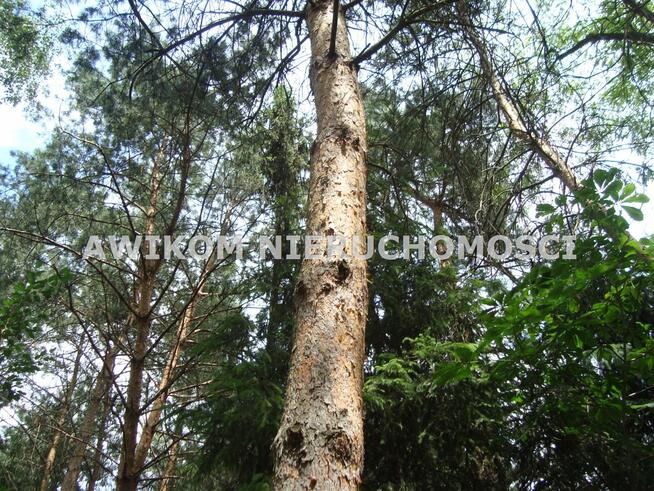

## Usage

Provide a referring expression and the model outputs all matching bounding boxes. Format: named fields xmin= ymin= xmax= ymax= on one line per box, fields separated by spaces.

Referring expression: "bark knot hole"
xmin=286 ymin=428 xmax=303 ymax=451
xmin=327 ymin=430 xmax=353 ymax=463
xmin=336 ymin=260 xmax=351 ymax=283
xmin=284 ymin=427 xmax=307 ymax=467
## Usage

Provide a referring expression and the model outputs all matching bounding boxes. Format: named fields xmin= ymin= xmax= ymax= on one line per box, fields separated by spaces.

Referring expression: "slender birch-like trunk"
xmin=272 ymin=0 xmax=369 ymax=488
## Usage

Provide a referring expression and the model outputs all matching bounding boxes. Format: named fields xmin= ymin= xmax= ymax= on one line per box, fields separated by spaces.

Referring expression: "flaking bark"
xmin=272 ymin=0 xmax=368 ymax=489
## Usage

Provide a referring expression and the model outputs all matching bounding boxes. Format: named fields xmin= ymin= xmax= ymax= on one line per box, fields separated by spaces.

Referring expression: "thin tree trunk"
xmin=132 ymin=301 xmax=193 ymax=472
xmin=457 ymin=6 xmax=580 ymax=191
xmin=86 ymin=389 xmax=112 ymax=491
xmin=458 ymin=6 xmax=653 ymax=258
xmin=61 ymin=344 xmax=118 ymax=490
xmin=272 ymin=0 xmax=369 ymax=488
xmin=117 ymin=146 xmax=164 ymax=491
xmin=116 ymin=238 xmax=157 ymax=491
xmin=159 ymin=436 xmax=180 ymax=491
xmin=40 ymin=343 xmax=84 ymax=491
xmin=132 ymin=250 xmax=213 ymax=473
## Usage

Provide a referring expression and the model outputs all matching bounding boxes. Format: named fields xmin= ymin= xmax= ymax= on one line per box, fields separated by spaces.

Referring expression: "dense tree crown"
xmin=0 ymin=0 xmax=652 ymax=489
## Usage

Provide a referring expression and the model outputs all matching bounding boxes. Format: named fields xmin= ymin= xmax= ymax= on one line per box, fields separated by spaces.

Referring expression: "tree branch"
xmin=352 ymin=3 xmax=444 ymax=66
xmin=557 ymin=30 xmax=654 ymax=60
xmin=622 ymin=0 xmax=654 ymax=26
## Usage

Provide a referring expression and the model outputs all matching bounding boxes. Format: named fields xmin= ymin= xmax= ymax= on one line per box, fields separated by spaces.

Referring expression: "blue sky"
xmin=0 ymin=62 xmax=67 ymax=166
xmin=0 ymin=104 xmax=44 ymax=162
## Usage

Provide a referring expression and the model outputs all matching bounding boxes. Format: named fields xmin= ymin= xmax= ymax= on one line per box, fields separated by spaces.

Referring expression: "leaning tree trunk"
xmin=159 ymin=417 xmax=183 ymax=491
xmin=464 ymin=38 xmax=579 ymax=188
xmin=159 ymin=438 xmax=179 ymax=491
xmin=272 ymin=0 xmax=368 ymax=489
xmin=132 ymin=246 xmax=214 ymax=473
xmin=132 ymin=296 xmax=195 ymax=472
xmin=86 ymin=387 xmax=112 ymax=491
xmin=40 ymin=342 xmax=84 ymax=491
xmin=456 ymin=5 xmax=580 ymax=190
xmin=457 ymin=5 xmax=652 ymax=256
xmin=61 ymin=343 xmax=117 ymax=490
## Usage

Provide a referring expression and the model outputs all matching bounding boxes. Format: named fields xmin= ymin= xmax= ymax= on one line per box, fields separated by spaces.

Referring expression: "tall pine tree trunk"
xmin=272 ymin=1 xmax=368 ymax=488
xmin=117 ymin=145 xmax=164 ymax=491
xmin=132 ymin=249 xmax=213 ymax=473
